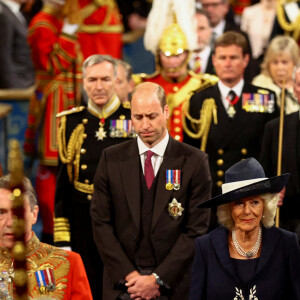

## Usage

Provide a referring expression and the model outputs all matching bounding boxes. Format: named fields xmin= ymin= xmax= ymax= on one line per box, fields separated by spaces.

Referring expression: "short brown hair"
xmin=213 ymin=31 xmax=249 ymax=55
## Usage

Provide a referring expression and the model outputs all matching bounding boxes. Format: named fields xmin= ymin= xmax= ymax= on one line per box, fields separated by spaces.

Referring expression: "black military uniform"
xmin=54 ymin=96 xmax=133 ymax=299
xmin=184 ymin=82 xmax=278 ymax=197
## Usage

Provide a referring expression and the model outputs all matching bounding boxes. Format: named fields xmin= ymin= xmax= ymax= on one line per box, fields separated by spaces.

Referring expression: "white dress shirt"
xmin=137 ymin=132 xmax=169 ymax=176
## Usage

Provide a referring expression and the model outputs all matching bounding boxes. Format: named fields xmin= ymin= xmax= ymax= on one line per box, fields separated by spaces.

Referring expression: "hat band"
xmin=222 ymin=178 xmax=267 ymax=194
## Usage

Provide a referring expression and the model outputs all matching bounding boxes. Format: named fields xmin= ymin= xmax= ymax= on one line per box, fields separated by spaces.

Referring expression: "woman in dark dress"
xmin=190 ymin=158 xmax=300 ymax=300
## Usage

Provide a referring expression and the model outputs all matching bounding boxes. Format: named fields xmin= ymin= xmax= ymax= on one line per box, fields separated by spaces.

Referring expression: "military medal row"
xmin=166 ymin=169 xmax=181 ymax=190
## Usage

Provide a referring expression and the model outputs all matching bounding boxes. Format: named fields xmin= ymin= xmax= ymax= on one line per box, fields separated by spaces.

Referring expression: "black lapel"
xmin=119 ymin=139 xmax=141 ymax=230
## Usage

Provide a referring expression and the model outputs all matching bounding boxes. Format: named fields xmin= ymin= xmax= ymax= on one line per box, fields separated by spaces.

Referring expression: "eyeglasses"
xmin=202 ymin=1 xmax=225 ymax=8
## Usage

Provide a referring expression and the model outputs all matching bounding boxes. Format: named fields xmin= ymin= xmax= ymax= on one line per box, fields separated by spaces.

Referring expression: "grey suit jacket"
xmin=0 ymin=1 xmax=35 ymax=89
xmin=91 ymin=137 xmax=212 ymax=299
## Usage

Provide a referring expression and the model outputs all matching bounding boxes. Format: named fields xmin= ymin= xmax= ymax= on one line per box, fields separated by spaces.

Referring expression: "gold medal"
xmin=168 ymin=198 xmax=184 ymax=220
xmin=166 ymin=182 xmax=174 ymax=190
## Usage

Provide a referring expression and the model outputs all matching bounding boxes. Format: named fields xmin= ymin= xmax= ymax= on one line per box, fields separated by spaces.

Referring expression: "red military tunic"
xmin=25 ymin=6 xmax=83 ymax=166
xmin=77 ymin=0 xmax=124 ymax=59
xmin=0 ymin=233 xmax=93 ymax=300
xmin=134 ymin=71 xmax=218 ymax=141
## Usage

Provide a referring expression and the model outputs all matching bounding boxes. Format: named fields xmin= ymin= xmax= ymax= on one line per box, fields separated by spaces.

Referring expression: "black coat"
xmin=189 ymin=226 xmax=300 ymax=300
xmin=90 ymin=137 xmax=212 ymax=299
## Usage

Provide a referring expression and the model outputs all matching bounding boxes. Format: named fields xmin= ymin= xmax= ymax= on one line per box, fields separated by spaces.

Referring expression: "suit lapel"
xmin=120 ymin=140 xmax=141 ymax=230
xmin=151 ymin=138 xmax=184 ymax=230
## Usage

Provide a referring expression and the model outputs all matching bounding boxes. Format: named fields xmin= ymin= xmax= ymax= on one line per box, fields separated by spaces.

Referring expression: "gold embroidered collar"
xmin=87 ymin=95 xmax=121 ymax=119
xmin=0 ymin=233 xmax=41 ymax=260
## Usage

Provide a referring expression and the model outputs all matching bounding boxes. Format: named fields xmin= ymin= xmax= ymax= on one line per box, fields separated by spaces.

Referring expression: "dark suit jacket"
xmin=260 ymin=112 xmax=300 ymax=219
xmin=184 ymin=82 xmax=277 ymax=197
xmin=189 ymin=226 xmax=300 ymax=300
xmin=90 ymin=137 xmax=212 ymax=299
xmin=0 ymin=2 xmax=35 ymax=88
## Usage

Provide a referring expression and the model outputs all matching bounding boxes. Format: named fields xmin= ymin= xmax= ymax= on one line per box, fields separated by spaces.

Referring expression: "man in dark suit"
xmin=260 ymin=65 xmax=300 ymax=242
xmin=91 ymin=82 xmax=211 ymax=299
xmin=0 ymin=0 xmax=35 ymax=89
xmin=184 ymin=31 xmax=277 ymax=200
xmin=189 ymin=9 xmax=214 ymax=75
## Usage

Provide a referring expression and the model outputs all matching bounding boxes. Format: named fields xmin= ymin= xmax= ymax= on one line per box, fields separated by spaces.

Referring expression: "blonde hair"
xmin=261 ymin=36 xmax=300 ymax=77
xmin=217 ymin=193 xmax=279 ymax=230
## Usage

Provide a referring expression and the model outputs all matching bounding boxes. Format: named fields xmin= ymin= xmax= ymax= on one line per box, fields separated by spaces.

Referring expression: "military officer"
xmin=184 ymin=32 xmax=278 ymax=228
xmin=54 ymin=54 xmax=133 ymax=299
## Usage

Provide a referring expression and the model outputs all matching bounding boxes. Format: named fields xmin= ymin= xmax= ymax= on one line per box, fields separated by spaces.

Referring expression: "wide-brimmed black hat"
xmin=199 ymin=158 xmax=290 ymax=208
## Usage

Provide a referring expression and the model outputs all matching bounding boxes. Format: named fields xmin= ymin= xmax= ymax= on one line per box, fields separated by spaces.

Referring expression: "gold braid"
xmin=277 ymin=2 xmax=300 ymax=41
xmin=57 ymin=116 xmax=85 ymax=182
xmin=182 ymin=98 xmax=218 ymax=152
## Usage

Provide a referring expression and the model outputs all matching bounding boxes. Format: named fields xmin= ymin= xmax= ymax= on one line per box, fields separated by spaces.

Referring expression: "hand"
xmin=278 ymin=187 xmax=286 ymax=207
xmin=62 ymin=18 xmax=79 ymax=35
xmin=126 ymin=274 xmax=160 ymax=299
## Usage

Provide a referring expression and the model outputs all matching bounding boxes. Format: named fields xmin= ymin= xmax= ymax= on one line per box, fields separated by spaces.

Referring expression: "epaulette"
xmin=122 ymin=101 xmax=131 ymax=109
xmin=188 ymin=70 xmax=219 ymax=84
xmin=132 ymin=70 xmax=160 ymax=85
xmin=257 ymin=89 xmax=270 ymax=95
xmin=56 ymin=106 xmax=85 ymax=118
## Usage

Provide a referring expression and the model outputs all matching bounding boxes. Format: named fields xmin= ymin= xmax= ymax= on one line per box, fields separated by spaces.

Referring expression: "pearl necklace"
xmin=232 ymin=226 xmax=262 ymax=259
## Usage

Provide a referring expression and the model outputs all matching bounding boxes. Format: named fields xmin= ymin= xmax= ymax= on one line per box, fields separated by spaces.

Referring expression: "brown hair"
xmin=213 ymin=31 xmax=249 ymax=55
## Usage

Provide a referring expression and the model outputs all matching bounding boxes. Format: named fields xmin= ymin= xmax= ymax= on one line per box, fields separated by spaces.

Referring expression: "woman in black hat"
xmin=189 ymin=157 xmax=300 ymax=300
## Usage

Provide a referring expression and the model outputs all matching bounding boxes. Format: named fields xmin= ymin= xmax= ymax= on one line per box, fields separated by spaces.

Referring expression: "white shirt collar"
xmin=137 ymin=131 xmax=169 ymax=157
xmin=0 ymin=0 xmax=20 ymax=14
xmin=213 ymin=19 xmax=226 ymax=39
xmin=218 ymin=79 xmax=244 ymax=109
xmin=218 ymin=79 xmax=244 ymax=99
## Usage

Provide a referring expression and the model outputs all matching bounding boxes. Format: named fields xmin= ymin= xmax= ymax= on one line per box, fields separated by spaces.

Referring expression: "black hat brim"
xmin=198 ymin=173 xmax=290 ymax=208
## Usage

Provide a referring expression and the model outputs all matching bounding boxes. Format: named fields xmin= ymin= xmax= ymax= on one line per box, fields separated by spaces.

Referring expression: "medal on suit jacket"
xmin=95 ymin=118 xmax=107 ymax=141
xmin=173 ymin=169 xmax=181 ymax=190
xmin=35 ymin=268 xmax=56 ymax=294
xmin=242 ymin=91 xmax=275 ymax=113
xmin=168 ymin=198 xmax=184 ymax=220
xmin=166 ymin=170 xmax=174 ymax=190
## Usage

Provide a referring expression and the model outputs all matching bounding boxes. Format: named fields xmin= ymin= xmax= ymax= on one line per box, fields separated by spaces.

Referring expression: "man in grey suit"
xmin=91 ymin=82 xmax=212 ymax=299
xmin=0 ymin=0 xmax=35 ymax=89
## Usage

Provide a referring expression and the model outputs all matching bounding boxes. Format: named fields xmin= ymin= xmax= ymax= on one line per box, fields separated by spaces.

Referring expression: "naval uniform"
xmin=184 ymin=81 xmax=278 ymax=198
xmin=54 ymin=96 xmax=133 ymax=299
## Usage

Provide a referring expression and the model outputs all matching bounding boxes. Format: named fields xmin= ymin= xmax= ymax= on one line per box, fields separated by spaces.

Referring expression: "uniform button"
xmin=174 ymin=127 xmax=181 ymax=133
xmin=81 ymin=148 xmax=86 ymax=154
xmin=217 ymin=159 xmax=224 ymax=166
xmin=174 ymin=118 xmax=180 ymax=124
xmin=216 ymin=181 xmax=223 ymax=187
xmin=174 ymin=110 xmax=180 ymax=116
xmin=217 ymin=149 xmax=224 ymax=155
xmin=82 ymin=118 xmax=88 ymax=124
xmin=173 ymin=86 xmax=179 ymax=92
xmin=87 ymin=194 xmax=92 ymax=200
xmin=119 ymin=115 xmax=125 ymax=120
xmin=241 ymin=148 xmax=247 ymax=155
xmin=217 ymin=170 xmax=224 ymax=177
xmin=85 ymin=179 xmax=89 ymax=184
xmin=175 ymin=135 xmax=181 ymax=140
xmin=81 ymin=164 xmax=87 ymax=170
xmin=83 ymin=133 xmax=87 ymax=139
